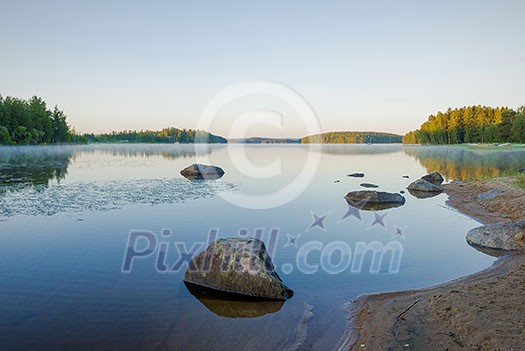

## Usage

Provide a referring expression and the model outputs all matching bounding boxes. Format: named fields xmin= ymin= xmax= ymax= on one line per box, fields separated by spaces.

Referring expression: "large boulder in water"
xmin=345 ymin=190 xmax=405 ymax=211
xmin=180 ymin=163 xmax=224 ymax=180
xmin=421 ymin=172 xmax=444 ymax=185
xmin=466 ymin=220 xmax=525 ymax=255
xmin=407 ymin=179 xmax=443 ymax=193
xmin=183 ymin=238 xmax=293 ymax=300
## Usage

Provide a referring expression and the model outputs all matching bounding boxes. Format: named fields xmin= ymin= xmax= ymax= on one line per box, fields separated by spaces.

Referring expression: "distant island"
xmin=403 ymin=105 xmax=525 ymax=144
xmin=84 ymin=128 xmax=227 ymax=144
xmin=300 ymin=131 xmax=402 ymax=144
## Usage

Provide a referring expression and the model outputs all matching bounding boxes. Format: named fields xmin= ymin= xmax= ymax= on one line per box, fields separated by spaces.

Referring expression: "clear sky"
xmin=1 ymin=0 xmax=524 ymax=137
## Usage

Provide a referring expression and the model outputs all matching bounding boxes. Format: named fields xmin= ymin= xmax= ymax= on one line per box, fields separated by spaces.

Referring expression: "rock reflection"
xmin=345 ymin=200 xmax=405 ymax=211
xmin=466 ymin=242 xmax=507 ymax=257
xmin=407 ymin=188 xmax=442 ymax=199
xmin=185 ymin=282 xmax=284 ymax=318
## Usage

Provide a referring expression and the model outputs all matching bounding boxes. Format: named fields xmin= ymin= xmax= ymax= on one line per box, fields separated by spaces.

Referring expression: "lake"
xmin=0 ymin=144 xmax=523 ymax=350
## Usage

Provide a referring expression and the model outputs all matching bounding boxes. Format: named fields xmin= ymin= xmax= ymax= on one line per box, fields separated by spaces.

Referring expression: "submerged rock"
xmin=348 ymin=173 xmax=365 ymax=178
xmin=183 ymin=238 xmax=293 ymax=300
xmin=180 ymin=163 xmax=225 ymax=180
xmin=345 ymin=190 xmax=405 ymax=211
xmin=421 ymin=172 xmax=444 ymax=186
xmin=407 ymin=179 xmax=443 ymax=193
xmin=184 ymin=282 xmax=284 ymax=318
xmin=466 ymin=220 xmax=525 ymax=255
xmin=477 ymin=189 xmax=505 ymax=201
xmin=360 ymin=183 xmax=379 ymax=188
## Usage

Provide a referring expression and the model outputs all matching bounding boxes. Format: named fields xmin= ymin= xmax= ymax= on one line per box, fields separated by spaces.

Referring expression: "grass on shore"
xmin=515 ymin=174 xmax=525 ymax=189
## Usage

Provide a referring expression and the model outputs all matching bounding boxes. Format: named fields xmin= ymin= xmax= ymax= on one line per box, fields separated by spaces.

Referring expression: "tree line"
xmin=403 ymin=105 xmax=525 ymax=144
xmin=0 ymin=95 xmax=86 ymax=145
xmin=84 ymin=128 xmax=227 ymax=144
xmin=301 ymin=131 xmax=402 ymax=144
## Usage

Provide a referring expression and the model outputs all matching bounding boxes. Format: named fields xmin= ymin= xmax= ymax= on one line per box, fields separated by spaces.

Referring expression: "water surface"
xmin=1 ymin=144 xmax=522 ymax=350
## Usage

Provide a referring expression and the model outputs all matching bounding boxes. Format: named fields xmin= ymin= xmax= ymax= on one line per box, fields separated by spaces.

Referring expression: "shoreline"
xmin=339 ymin=176 xmax=525 ymax=351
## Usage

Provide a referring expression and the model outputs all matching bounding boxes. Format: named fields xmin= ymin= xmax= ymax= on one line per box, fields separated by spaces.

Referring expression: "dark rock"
xmin=184 ymin=282 xmax=284 ymax=318
xmin=402 ymin=175 xmax=410 ymax=178
xmin=180 ymin=163 xmax=225 ymax=180
xmin=334 ymin=180 xmax=340 ymax=183
xmin=400 ymin=190 xmax=405 ymax=194
xmin=421 ymin=172 xmax=444 ymax=185
xmin=407 ymin=179 xmax=443 ymax=193
xmin=347 ymin=173 xmax=365 ymax=178
xmin=345 ymin=190 xmax=405 ymax=211
xmin=477 ymin=189 xmax=505 ymax=201
xmin=360 ymin=183 xmax=379 ymax=188
xmin=519 ymin=168 xmax=525 ymax=174
xmin=183 ymin=238 xmax=292 ymax=300
xmin=466 ymin=220 xmax=525 ymax=256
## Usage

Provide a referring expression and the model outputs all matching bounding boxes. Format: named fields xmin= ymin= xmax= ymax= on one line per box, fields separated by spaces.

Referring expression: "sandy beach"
xmin=339 ymin=176 xmax=525 ymax=351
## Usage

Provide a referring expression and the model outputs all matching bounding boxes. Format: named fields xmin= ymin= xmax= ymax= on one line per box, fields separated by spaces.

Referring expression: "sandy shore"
xmin=339 ymin=176 xmax=525 ymax=351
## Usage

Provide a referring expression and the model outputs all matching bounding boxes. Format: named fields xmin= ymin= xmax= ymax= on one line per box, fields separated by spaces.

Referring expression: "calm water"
xmin=0 ymin=144 xmax=523 ymax=351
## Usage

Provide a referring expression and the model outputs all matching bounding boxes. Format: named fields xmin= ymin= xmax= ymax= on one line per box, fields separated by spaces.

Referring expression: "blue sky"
xmin=1 ymin=0 xmax=524 ymax=137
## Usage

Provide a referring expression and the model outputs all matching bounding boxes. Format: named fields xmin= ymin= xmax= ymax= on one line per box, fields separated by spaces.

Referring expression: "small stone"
xmin=348 ymin=173 xmax=365 ymax=178
xmin=180 ymin=163 xmax=225 ymax=180
xmin=407 ymin=179 xmax=443 ymax=193
xmin=345 ymin=190 xmax=406 ymax=211
xmin=515 ymin=233 xmax=524 ymax=242
xmin=477 ymin=189 xmax=505 ymax=201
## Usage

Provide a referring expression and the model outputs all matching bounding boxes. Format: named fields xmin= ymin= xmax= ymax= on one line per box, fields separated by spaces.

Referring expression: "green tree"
xmin=404 ymin=105 xmax=523 ymax=145
xmin=51 ymin=106 xmax=70 ymax=143
xmin=0 ymin=125 xmax=11 ymax=144
xmin=511 ymin=114 xmax=525 ymax=143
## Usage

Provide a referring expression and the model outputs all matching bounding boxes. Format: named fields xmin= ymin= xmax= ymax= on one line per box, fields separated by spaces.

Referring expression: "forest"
xmin=403 ymin=105 xmax=525 ymax=144
xmin=301 ymin=131 xmax=402 ymax=144
xmin=0 ymin=95 xmax=85 ymax=145
xmin=84 ymin=128 xmax=227 ymax=144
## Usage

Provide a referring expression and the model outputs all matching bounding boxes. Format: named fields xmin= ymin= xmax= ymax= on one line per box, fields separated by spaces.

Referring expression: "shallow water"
xmin=0 ymin=144 xmax=522 ymax=350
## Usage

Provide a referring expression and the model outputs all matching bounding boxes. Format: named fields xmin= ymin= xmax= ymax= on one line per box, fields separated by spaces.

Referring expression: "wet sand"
xmin=339 ymin=176 xmax=525 ymax=351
